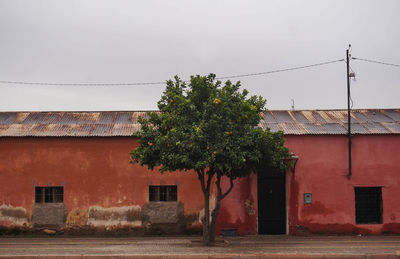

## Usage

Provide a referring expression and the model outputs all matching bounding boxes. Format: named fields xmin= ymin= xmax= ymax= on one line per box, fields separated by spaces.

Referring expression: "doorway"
xmin=257 ymin=172 xmax=286 ymax=234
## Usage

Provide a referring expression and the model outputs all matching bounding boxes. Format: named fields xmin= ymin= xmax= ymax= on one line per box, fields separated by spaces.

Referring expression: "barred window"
xmin=35 ymin=187 xmax=64 ymax=203
xmin=355 ymin=187 xmax=382 ymax=224
xmin=149 ymin=185 xmax=177 ymax=202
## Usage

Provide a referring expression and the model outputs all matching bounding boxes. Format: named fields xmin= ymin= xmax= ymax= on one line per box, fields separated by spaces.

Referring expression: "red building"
xmin=0 ymin=109 xmax=399 ymax=235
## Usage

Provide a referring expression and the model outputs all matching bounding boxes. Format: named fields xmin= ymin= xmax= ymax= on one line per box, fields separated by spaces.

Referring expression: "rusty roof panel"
xmin=33 ymin=124 xmax=62 ymax=136
xmin=27 ymin=113 xmax=62 ymax=124
xmin=92 ymin=124 xmax=113 ymax=136
xmin=301 ymin=123 xmax=327 ymax=134
xmin=28 ymin=124 xmax=49 ymax=136
xmin=59 ymin=113 xmax=100 ymax=124
xmin=1 ymin=124 xmax=34 ymax=137
xmin=98 ymin=112 xmax=115 ymax=124
xmin=133 ymin=111 xmax=153 ymax=122
xmin=58 ymin=113 xmax=80 ymax=124
xmin=323 ymin=123 xmax=347 ymax=134
xmin=64 ymin=124 xmax=94 ymax=137
xmin=270 ymin=111 xmax=293 ymax=123
xmin=278 ymin=122 xmax=306 ymax=135
xmin=327 ymin=110 xmax=348 ymax=123
xmin=40 ymin=124 xmax=66 ymax=137
xmin=36 ymin=112 xmax=62 ymax=124
xmin=263 ymin=112 xmax=278 ymax=123
xmin=380 ymin=122 xmax=400 ymax=133
xmin=317 ymin=111 xmax=337 ymax=123
xmin=351 ymin=112 xmax=371 ymax=123
xmin=112 ymin=124 xmax=140 ymax=136
xmin=21 ymin=113 xmax=46 ymax=124
xmin=14 ymin=113 xmax=29 ymax=123
xmin=0 ymin=125 xmax=11 ymax=136
xmin=0 ymin=113 xmax=16 ymax=124
xmin=360 ymin=122 xmax=390 ymax=134
xmin=62 ymin=126 xmax=86 ymax=136
xmin=44 ymin=113 xmax=62 ymax=124
xmin=381 ymin=110 xmax=400 ymax=121
xmin=115 ymin=112 xmax=133 ymax=124
xmin=0 ymin=110 xmax=399 ymax=137
xmin=363 ymin=110 xmax=393 ymax=123
xmin=300 ymin=111 xmax=317 ymax=123
xmin=263 ymin=123 xmax=280 ymax=133
xmin=290 ymin=111 xmax=309 ymax=123
xmin=311 ymin=111 xmax=327 ymax=123
xmin=343 ymin=123 xmax=367 ymax=134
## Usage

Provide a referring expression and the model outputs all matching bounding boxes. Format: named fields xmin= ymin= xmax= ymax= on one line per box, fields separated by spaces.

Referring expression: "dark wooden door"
xmin=257 ymin=173 xmax=286 ymax=234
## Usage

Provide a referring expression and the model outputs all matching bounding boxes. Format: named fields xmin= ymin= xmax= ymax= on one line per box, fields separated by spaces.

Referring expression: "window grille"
xmin=35 ymin=186 xmax=64 ymax=203
xmin=149 ymin=185 xmax=177 ymax=202
xmin=355 ymin=187 xmax=382 ymax=224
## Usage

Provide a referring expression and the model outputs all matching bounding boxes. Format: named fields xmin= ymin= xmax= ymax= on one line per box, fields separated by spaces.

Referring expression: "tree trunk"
xmin=209 ymin=175 xmax=234 ymax=244
xmin=202 ymin=189 xmax=210 ymax=245
xmin=209 ymin=195 xmax=221 ymax=243
xmin=198 ymin=170 xmax=214 ymax=246
xmin=199 ymin=172 xmax=234 ymax=245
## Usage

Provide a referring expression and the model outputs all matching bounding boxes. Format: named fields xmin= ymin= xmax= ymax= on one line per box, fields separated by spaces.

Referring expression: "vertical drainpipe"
xmin=346 ymin=47 xmax=352 ymax=177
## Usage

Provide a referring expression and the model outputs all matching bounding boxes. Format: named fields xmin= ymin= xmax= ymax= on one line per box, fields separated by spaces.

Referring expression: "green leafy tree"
xmin=131 ymin=74 xmax=289 ymax=245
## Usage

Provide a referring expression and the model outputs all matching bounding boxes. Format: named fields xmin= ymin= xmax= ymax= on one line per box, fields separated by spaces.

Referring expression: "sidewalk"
xmin=0 ymin=235 xmax=400 ymax=258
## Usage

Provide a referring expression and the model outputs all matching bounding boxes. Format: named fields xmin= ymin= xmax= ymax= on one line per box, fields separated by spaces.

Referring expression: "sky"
xmin=0 ymin=0 xmax=399 ymax=111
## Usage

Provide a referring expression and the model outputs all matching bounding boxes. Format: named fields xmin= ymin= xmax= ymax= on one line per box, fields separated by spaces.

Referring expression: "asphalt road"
xmin=0 ymin=235 xmax=400 ymax=258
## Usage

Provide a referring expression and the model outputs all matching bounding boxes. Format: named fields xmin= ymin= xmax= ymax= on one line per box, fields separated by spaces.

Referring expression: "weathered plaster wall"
xmin=216 ymin=174 xmax=258 ymax=235
xmin=216 ymin=134 xmax=400 ymax=236
xmin=2 ymin=135 xmax=400 ymax=235
xmin=0 ymin=137 xmax=204 ymax=233
xmin=285 ymin=135 xmax=400 ymax=235
xmin=0 ymin=204 xmax=28 ymax=227
xmin=32 ymin=203 xmax=67 ymax=227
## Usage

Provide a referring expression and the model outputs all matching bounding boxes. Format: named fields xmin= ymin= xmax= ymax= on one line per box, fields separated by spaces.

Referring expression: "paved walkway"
xmin=0 ymin=235 xmax=400 ymax=258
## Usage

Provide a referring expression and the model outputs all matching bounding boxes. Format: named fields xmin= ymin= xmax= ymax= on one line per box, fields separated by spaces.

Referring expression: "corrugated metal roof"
xmin=0 ymin=109 xmax=399 ymax=137
xmin=261 ymin=109 xmax=400 ymax=135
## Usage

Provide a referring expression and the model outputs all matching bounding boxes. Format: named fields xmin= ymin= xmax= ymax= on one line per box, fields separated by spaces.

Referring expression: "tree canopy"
xmin=131 ymin=74 xmax=289 ymax=244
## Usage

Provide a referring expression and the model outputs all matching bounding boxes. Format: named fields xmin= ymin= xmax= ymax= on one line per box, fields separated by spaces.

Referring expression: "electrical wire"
xmin=0 ymin=59 xmax=345 ymax=87
xmin=352 ymin=57 xmax=400 ymax=68
xmin=0 ymin=80 xmax=165 ymax=86
xmin=215 ymin=59 xmax=345 ymax=80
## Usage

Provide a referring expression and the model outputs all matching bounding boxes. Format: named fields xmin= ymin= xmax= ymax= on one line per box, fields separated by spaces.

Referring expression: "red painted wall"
xmin=1 ymin=134 xmax=400 ymax=235
xmin=217 ymin=134 xmax=400 ymax=235
xmin=0 ymin=137 xmax=204 ymax=230
xmin=216 ymin=174 xmax=258 ymax=235
xmin=286 ymin=134 xmax=400 ymax=234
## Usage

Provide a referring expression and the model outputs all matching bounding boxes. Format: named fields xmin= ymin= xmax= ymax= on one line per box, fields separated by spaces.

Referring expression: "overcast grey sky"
xmin=0 ymin=0 xmax=399 ymax=111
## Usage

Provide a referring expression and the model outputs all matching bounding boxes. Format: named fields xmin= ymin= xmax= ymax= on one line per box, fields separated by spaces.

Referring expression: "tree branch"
xmin=220 ymin=177 xmax=234 ymax=200
xmin=198 ymin=170 xmax=206 ymax=194
xmin=216 ymin=174 xmax=222 ymax=198
xmin=205 ymin=169 xmax=214 ymax=193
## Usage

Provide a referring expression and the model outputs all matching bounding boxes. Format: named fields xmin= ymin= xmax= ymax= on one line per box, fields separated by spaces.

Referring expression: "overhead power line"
xmin=0 ymin=80 xmax=165 ymax=86
xmin=0 ymin=59 xmax=345 ymax=87
xmin=216 ymin=59 xmax=345 ymax=80
xmin=352 ymin=57 xmax=400 ymax=68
